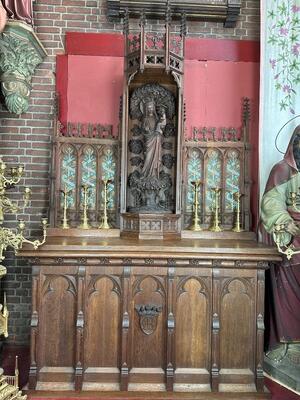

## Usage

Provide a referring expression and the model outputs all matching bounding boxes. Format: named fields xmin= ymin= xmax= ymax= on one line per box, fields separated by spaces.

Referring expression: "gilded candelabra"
xmin=80 ymin=185 xmax=90 ymax=229
xmin=232 ymin=191 xmax=243 ymax=232
xmin=273 ymin=223 xmax=300 ymax=260
xmin=0 ymin=158 xmax=31 ymax=224
xmin=99 ymin=179 xmax=112 ymax=230
xmin=210 ymin=187 xmax=223 ymax=232
xmin=0 ymin=157 xmax=47 ymax=338
xmin=60 ymin=187 xmax=71 ymax=229
xmin=189 ymin=180 xmax=202 ymax=231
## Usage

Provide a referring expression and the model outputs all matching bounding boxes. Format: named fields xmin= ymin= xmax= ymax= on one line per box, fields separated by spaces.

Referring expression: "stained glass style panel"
xmin=225 ymin=150 xmax=240 ymax=211
xmin=187 ymin=149 xmax=202 ymax=211
xmin=81 ymin=147 xmax=97 ymax=209
xmin=61 ymin=146 xmax=76 ymax=208
xmin=205 ymin=150 xmax=222 ymax=212
xmin=102 ymin=148 xmax=116 ymax=209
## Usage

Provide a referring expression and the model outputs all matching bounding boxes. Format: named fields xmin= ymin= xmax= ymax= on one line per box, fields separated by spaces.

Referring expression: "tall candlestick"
xmin=60 ymin=187 xmax=71 ymax=229
xmin=189 ymin=180 xmax=202 ymax=231
xmin=99 ymin=179 xmax=113 ymax=230
xmin=232 ymin=191 xmax=243 ymax=232
xmin=80 ymin=185 xmax=90 ymax=229
xmin=210 ymin=187 xmax=223 ymax=232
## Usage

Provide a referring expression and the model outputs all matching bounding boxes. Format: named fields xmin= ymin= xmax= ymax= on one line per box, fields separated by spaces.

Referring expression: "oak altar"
xmin=21 ymin=229 xmax=280 ymax=398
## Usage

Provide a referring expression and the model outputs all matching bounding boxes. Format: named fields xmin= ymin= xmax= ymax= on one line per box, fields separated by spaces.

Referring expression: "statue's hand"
xmin=286 ymin=220 xmax=300 ymax=236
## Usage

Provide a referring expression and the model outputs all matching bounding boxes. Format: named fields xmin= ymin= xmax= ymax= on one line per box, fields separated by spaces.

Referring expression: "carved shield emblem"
xmin=140 ymin=315 xmax=158 ymax=335
xmin=135 ymin=304 xmax=162 ymax=336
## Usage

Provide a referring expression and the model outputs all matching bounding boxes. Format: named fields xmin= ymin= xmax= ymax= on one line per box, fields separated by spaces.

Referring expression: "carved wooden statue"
xmin=128 ymin=83 xmax=175 ymax=213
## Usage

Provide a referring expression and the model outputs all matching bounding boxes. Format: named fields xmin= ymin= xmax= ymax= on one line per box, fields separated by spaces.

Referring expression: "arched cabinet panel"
xmin=83 ymin=275 xmax=121 ymax=390
xmin=38 ymin=274 xmax=77 ymax=390
xmin=129 ymin=275 xmax=166 ymax=390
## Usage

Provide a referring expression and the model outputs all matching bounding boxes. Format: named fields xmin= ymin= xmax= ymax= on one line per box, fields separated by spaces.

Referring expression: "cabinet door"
xmin=174 ymin=266 xmax=212 ymax=391
xmin=128 ymin=267 xmax=167 ymax=391
xmin=37 ymin=266 xmax=77 ymax=390
xmin=83 ymin=266 xmax=122 ymax=390
xmin=216 ymin=268 xmax=257 ymax=391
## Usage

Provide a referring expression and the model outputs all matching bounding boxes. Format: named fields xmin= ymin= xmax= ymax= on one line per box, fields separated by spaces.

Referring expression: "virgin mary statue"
xmin=140 ymin=98 xmax=166 ymax=179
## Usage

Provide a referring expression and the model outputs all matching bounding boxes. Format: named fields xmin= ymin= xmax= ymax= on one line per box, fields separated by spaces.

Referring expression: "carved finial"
xmin=119 ymin=95 xmax=123 ymax=120
xmin=123 ymin=8 xmax=129 ymax=35
xmin=181 ymin=12 xmax=187 ymax=36
xmin=243 ymin=97 xmax=250 ymax=124
xmin=166 ymin=0 xmax=171 ymax=26
xmin=140 ymin=10 xmax=146 ymax=27
xmin=53 ymin=93 xmax=60 ymax=117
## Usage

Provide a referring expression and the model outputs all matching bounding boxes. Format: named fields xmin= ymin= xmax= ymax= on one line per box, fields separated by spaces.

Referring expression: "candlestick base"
xmin=79 ymin=220 xmax=90 ymax=230
xmin=99 ymin=219 xmax=110 ymax=230
xmin=210 ymin=224 xmax=223 ymax=232
xmin=190 ymin=220 xmax=202 ymax=231
xmin=232 ymin=225 xmax=244 ymax=233
xmin=62 ymin=221 xmax=69 ymax=229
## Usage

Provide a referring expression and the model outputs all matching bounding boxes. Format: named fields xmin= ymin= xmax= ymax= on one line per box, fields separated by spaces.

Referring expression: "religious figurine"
xmin=141 ymin=100 xmax=166 ymax=179
xmin=1 ymin=0 xmax=33 ymax=26
xmin=128 ymin=83 xmax=175 ymax=212
xmin=260 ymin=125 xmax=300 ymax=368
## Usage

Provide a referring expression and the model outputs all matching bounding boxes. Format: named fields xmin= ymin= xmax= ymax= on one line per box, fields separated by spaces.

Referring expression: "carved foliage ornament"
xmin=130 ymin=83 xmax=175 ymax=121
xmin=0 ymin=21 xmax=47 ymax=114
xmin=135 ymin=303 xmax=162 ymax=335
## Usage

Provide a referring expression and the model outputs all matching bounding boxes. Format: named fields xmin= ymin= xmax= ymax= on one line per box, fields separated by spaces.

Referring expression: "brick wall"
xmin=0 ymin=0 xmax=260 ymax=345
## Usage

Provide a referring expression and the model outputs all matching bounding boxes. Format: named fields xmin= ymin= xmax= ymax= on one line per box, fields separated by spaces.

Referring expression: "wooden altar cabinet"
xmin=21 ymin=230 xmax=280 ymax=398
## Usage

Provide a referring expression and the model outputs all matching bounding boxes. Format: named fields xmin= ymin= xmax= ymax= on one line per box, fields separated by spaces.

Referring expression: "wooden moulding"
xmin=107 ymin=0 xmax=242 ymax=28
xmin=47 ymin=228 xmax=120 ymax=238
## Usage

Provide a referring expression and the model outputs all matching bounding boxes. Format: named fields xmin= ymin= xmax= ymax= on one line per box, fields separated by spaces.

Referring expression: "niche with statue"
xmin=120 ymin=12 xmax=185 ymax=239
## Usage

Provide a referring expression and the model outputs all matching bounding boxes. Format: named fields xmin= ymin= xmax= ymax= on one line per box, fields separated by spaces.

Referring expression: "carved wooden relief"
xmin=135 ymin=304 xmax=162 ymax=335
xmin=127 ymin=83 xmax=176 ymax=213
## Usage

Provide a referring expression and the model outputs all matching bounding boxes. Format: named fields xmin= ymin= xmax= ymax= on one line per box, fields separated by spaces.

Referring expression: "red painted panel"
xmin=56 ymin=55 xmax=68 ymax=124
xmin=67 ymin=55 xmax=124 ymax=136
xmin=66 ymin=32 xmax=124 ymax=57
xmin=56 ymin=50 xmax=260 ymax=226
xmin=185 ymin=38 xmax=260 ymax=62
xmin=65 ymin=32 xmax=259 ymax=62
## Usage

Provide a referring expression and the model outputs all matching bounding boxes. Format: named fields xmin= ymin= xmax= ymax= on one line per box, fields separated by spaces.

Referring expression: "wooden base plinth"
xmin=26 ymin=389 xmax=271 ymax=399
xmin=121 ymin=213 xmax=181 ymax=239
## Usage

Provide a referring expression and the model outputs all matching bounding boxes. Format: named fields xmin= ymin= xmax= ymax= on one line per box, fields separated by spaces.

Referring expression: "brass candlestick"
xmin=80 ymin=185 xmax=90 ymax=229
xmin=210 ymin=187 xmax=223 ymax=232
xmin=99 ymin=179 xmax=113 ymax=230
xmin=232 ymin=191 xmax=243 ymax=232
xmin=189 ymin=180 xmax=202 ymax=231
xmin=60 ymin=187 xmax=71 ymax=229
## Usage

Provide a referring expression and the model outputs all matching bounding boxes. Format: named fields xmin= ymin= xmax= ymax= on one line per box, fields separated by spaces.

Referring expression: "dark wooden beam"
xmin=106 ymin=0 xmax=241 ymax=28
